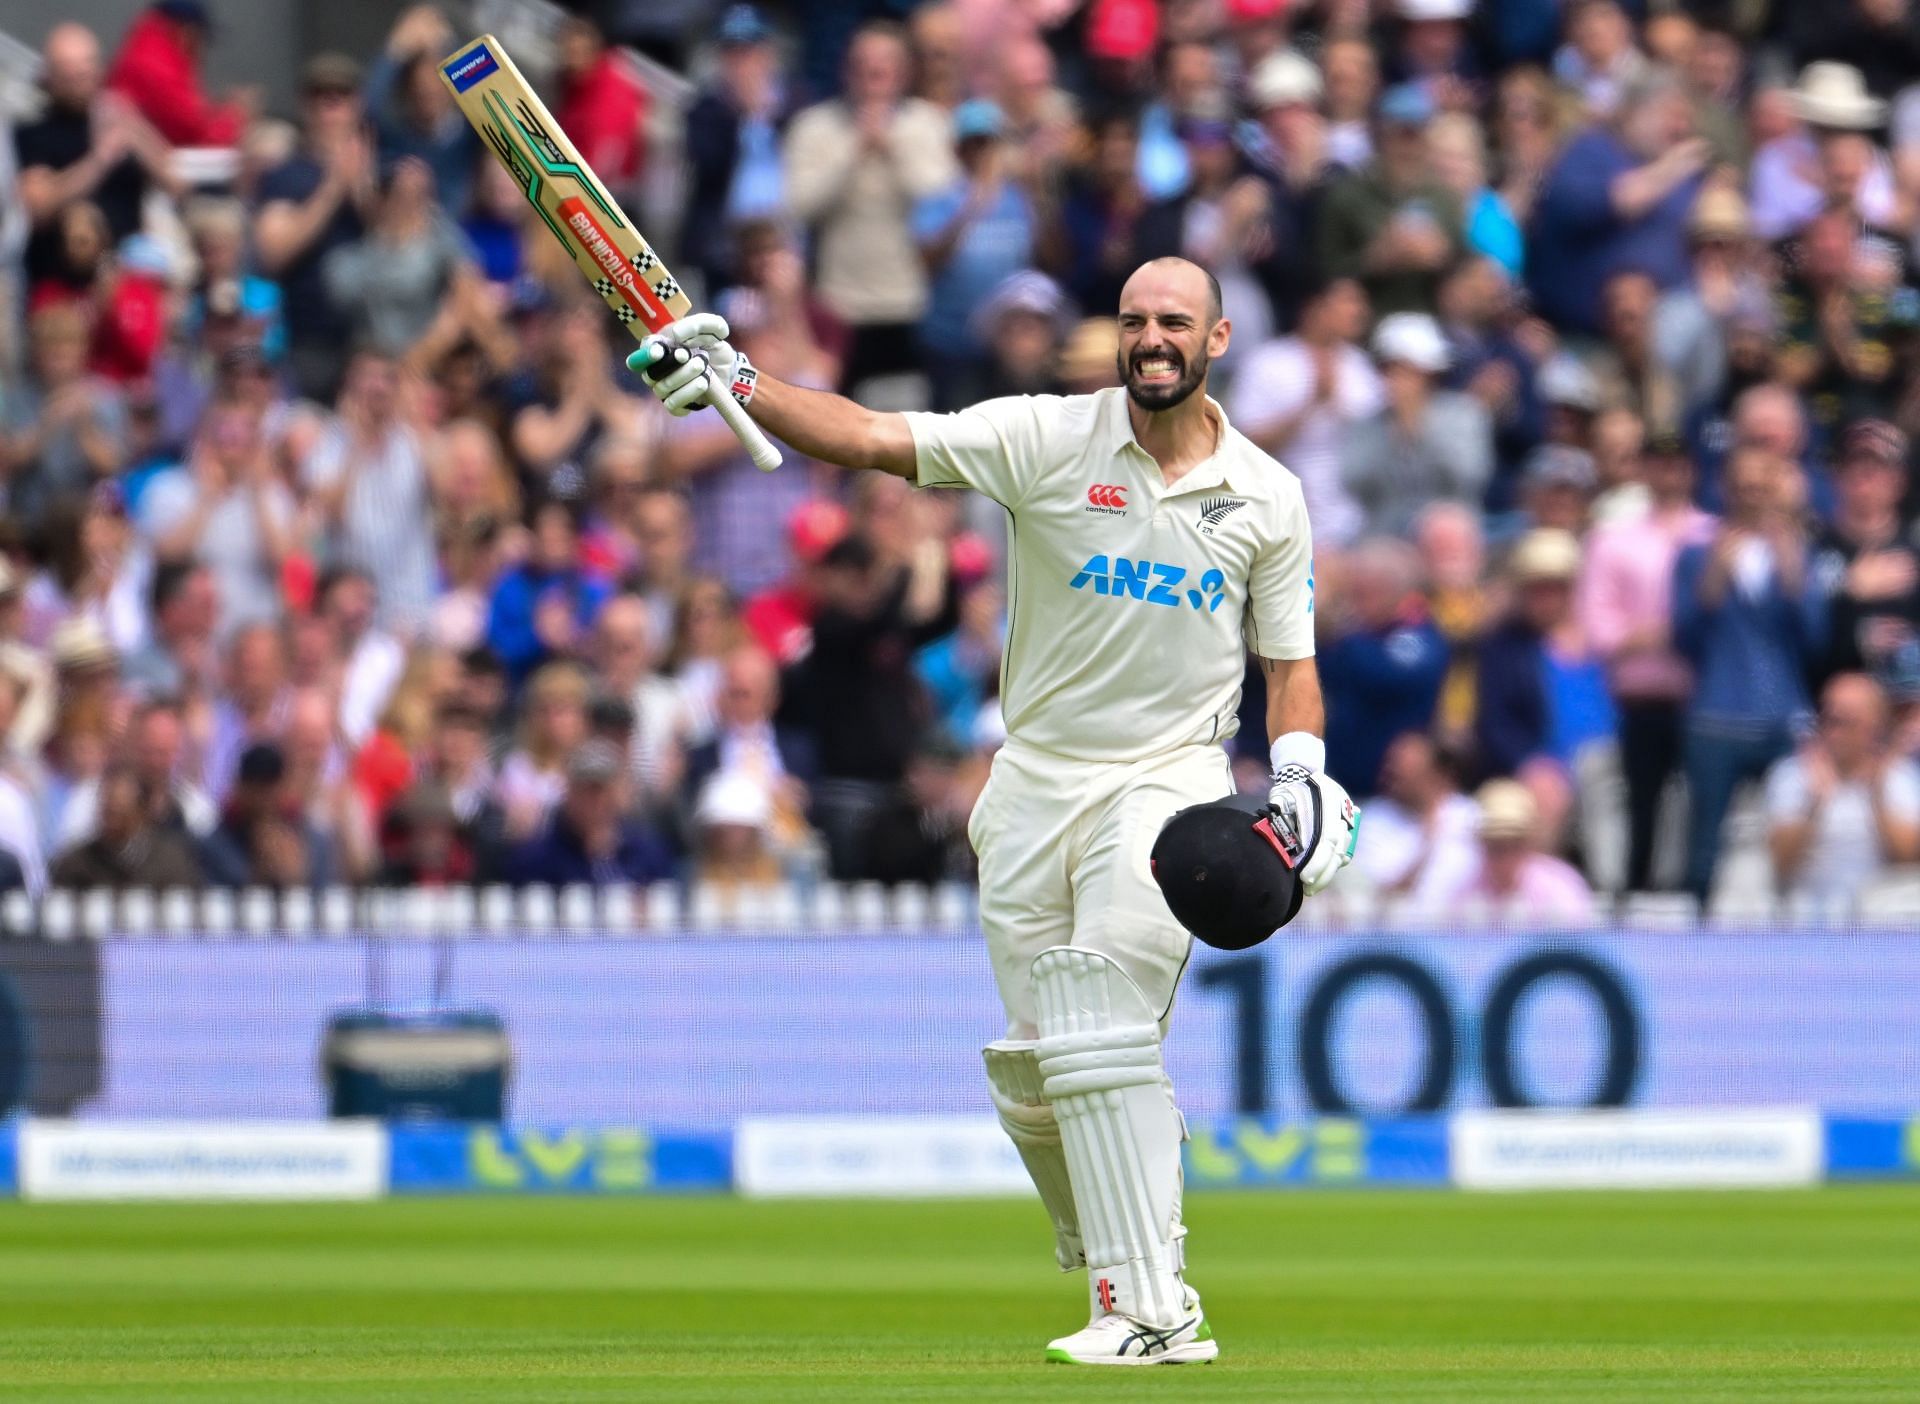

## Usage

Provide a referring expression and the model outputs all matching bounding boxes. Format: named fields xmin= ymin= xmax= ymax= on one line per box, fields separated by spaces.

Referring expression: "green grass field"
xmin=2 ymin=1188 xmax=1917 ymax=1402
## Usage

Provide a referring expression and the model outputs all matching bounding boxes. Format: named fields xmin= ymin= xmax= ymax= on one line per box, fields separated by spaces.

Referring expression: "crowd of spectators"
xmin=9 ymin=0 xmax=1920 ymax=919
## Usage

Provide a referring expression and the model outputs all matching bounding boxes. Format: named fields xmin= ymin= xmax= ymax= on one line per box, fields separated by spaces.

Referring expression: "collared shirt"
xmin=905 ymin=386 xmax=1314 ymax=764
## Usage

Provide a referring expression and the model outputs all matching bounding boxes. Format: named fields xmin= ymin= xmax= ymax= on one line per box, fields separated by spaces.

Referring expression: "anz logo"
xmin=1070 ymin=556 xmax=1228 ymax=612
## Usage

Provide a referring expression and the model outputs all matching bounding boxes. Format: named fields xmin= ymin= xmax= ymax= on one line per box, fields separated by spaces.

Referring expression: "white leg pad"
xmin=984 ymin=1040 xmax=1084 ymax=1271
xmin=1032 ymin=946 xmax=1189 ymax=1329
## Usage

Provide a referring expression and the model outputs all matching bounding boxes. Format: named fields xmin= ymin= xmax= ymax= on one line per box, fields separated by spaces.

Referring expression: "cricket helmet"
xmin=1150 ymin=792 xmax=1305 ymax=951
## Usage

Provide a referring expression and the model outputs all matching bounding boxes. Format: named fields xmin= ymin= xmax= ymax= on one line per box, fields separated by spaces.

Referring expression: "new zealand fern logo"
xmin=1197 ymin=497 xmax=1246 ymax=535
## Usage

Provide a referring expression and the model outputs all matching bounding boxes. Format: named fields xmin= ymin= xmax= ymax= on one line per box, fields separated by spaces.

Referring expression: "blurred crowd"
xmin=7 ymin=0 xmax=1920 ymax=918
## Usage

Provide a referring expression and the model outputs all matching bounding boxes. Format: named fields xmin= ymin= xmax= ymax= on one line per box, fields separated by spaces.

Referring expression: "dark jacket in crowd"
xmin=504 ymin=811 xmax=677 ymax=887
xmin=1319 ymin=613 xmax=1451 ymax=796
xmin=51 ymin=828 xmax=204 ymax=892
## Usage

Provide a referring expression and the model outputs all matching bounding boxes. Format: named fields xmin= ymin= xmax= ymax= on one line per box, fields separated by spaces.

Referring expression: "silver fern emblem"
xmin=1198 ymin=497 xmax=1246 ymax=533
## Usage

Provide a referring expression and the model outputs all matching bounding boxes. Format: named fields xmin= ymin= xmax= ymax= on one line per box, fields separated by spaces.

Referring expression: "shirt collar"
xmin=1104 ymin=387 xmax=1253 ymax=497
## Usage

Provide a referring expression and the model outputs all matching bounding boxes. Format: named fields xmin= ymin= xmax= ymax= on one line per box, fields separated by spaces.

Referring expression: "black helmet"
xmin=1150 ymin=792 xmax=1304 ymax=951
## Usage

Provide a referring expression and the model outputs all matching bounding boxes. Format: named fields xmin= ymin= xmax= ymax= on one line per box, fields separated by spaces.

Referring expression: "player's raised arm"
xmin=628 ymin=315 xmax=918 ymax=478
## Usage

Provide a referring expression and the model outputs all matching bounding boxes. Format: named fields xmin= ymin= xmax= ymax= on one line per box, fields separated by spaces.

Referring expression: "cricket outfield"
xmin=2 ymin=1188 xmax=1916 ymax=1401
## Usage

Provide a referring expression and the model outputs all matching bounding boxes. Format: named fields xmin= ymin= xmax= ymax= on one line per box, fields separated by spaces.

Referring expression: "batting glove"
xmin=626 ymin=312 xmax=758 ymax=417
xmin=1267 ymin=734 xmax=1360 ymax=896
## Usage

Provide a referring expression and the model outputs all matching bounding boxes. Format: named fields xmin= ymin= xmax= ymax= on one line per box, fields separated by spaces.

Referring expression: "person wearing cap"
xmin=912 ymin=100 xmax=1039 ymax=408
xmin=1517 ymin=444 xmax=1598 ymax=536
xmin=971 ymin=272 xmax=1072 ymax=400
xmin=1577 ymin=431 xmax=1714 ymax=890
xmin=14 ymin=24 xmax=176 ymax=293
xmin=1438 ymin=778 xmax=1596 ymax=923
xmin=504 ymin=738 xmax=677 ymax=887
xmin=1343 ymin=311 xmax=1493 ymax=538
xmin=1764 ymin=671 xmax=1920 ymax=911
xmin=105 ymin=2 xmax=248 ymax=148
xmin=199 ymin=740 xmax=333 ymax=888
xmin=253 ymin=52 xmax=374 ymax=401
xmin=1242 ymin=49 xmax=1334 ymax=326
xmin=1528 ymin=69 xmax=1707 ymax=336
xmin=1475 ymin=528 xmax=1615 ymax=852
xmin=1231 ymin=275 xmax=1382 ymax=548
xmin=1672 ymin=447 xmax=1828 ymax=904
xmin=1391 ymin=0 xmax=1480 ymax=100
xmin=1316 ymin=82 xmax=1464 ymax=317
xmin=783 ymin=20 xmax=958 ymax=398
xmin=691 ymin=764 xmax=784 ymax=890
xmin=681 ymin=5 xmax=792 ymax=292
xmin=1809 ymin=420 xmax=1920 ymax=694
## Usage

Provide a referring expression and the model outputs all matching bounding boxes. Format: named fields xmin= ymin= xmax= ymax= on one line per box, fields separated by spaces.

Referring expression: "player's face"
xmin=1116 ymin=269 xmax=1228 ymax=412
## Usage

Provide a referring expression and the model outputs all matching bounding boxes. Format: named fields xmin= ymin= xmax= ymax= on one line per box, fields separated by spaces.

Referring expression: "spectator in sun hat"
xmin=1343 ymin=313 xmax=1494 ymax=539
xmin=1652 ymin=184 xmax=1768 ymax=418
xmin=1439 ymin=778 xmax=1596 ymax=923
xmin=1316 ymin=82 xmax=1463 ymax=318
xmin=1476 ymin=528 xmax=1615 ymax=851
xmin=1751 ymin=62 xmax=1899 ymax=242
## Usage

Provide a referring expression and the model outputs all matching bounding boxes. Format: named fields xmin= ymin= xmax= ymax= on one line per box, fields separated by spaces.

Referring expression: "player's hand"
xmin=627 ymin=313 xmax=754 ymax=417
xmin=1267 ymin=766 xmax=1360 ymax=897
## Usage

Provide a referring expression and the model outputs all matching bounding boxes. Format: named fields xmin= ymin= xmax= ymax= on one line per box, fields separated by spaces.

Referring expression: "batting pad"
xmin=1033 ymin=947 xmax=1189 ymax=1328
xmin=983 ymin=1040 xmax=1084 ymax=1271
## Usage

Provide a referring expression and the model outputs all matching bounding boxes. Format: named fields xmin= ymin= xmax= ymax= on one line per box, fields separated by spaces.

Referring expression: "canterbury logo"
xmin=1198 ymin=497 xmax=1246 ymax=533
xmin=1087 ymin=484 xmax=1129 ymax=509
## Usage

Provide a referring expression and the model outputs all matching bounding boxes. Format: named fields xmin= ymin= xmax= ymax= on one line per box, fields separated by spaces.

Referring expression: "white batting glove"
xmin=625 ymin=312 xmax=758 ymax=417
xmin=1267 ymin=734 xmax=1360 ymax=896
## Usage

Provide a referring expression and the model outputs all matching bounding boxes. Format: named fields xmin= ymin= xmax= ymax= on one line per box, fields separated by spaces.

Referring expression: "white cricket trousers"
xmin=970 ymin=739 xmax=1234 ymax=1037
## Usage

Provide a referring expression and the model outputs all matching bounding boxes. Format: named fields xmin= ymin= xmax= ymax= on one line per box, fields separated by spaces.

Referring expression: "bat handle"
xmin=713 ymin=387 xmax=781 ymax=471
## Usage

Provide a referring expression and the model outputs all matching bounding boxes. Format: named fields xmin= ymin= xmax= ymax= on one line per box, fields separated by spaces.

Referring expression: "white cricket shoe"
xmin=1043 ymin=1292 xmax=1217 ymax=1366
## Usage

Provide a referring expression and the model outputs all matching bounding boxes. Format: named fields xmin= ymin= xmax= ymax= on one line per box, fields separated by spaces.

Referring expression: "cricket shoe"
xmin=1043 ymin=1292 xmax=1217 ymax=1366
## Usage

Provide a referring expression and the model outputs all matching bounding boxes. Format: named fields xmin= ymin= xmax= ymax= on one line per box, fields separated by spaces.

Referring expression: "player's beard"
xmin=1121 ymin=344 xmax=1209 ymax=412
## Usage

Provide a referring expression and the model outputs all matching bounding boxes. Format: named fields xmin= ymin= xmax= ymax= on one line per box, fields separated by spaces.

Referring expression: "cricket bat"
xmin=438 ymin=35 xmax=781 ymax=471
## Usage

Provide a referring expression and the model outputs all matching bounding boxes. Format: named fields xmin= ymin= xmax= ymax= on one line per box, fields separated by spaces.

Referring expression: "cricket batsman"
xmin=631 ymin=256 xmax=1358 ymax=1365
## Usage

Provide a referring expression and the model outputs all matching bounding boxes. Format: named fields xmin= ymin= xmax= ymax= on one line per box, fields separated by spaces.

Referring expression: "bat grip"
xmin=713 ymin=385 xmax=782 ymax=472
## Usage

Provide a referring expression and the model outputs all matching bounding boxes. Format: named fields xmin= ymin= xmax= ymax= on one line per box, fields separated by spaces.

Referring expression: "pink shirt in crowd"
xmin=1577 ymin=505 xmax=1716 ymax=701
xmin=1452 ymin=851 xmax=1597 ymax=924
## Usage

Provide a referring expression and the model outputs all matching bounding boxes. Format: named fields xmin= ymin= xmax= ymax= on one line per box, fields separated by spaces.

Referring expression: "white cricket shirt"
xmin=906 ymin=386 xmax=1315 ymax=765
